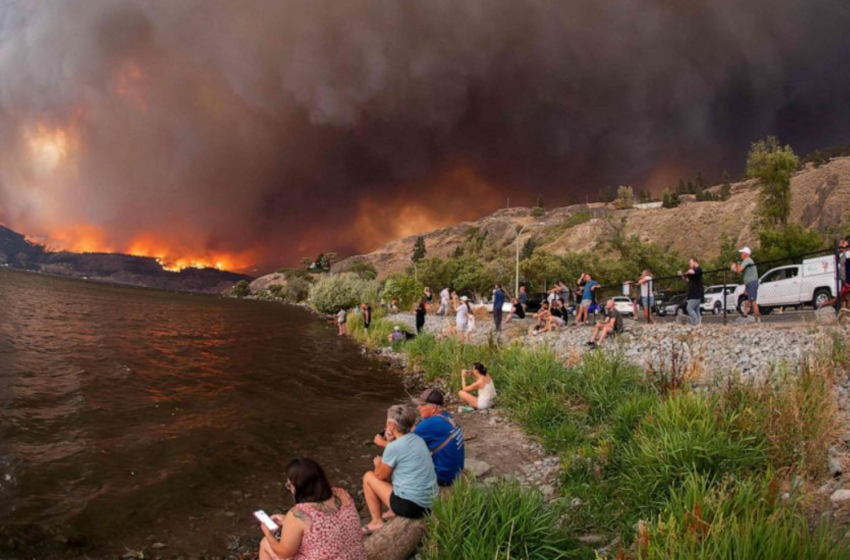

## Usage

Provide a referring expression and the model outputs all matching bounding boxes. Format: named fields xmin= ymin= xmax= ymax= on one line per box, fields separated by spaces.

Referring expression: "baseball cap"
xmin=412 ymin=388 xmax=444 ymax=406
xmin=739 ymin=246 xmax=752 ymax=254
xmin=460 ymin=295 xmax=469 ymax=301
xmin=393 ymin=326 xmax=400 ymax=331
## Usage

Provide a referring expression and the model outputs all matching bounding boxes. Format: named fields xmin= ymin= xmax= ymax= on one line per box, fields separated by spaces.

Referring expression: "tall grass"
xmin=634 ymin=472 xmax=850 ymax=560
xmin=359 ymin=320 xmax=843 ymax=557
xmin=423 ymin=477 xmax=584 ymax=560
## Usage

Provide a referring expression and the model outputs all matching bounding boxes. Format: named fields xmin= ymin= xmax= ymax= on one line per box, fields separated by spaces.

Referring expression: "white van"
xmin=733 ymin=253 xmax=845 ymax=313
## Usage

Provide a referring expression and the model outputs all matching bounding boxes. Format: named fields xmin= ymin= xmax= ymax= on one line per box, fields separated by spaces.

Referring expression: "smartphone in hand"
xmin=254 ymin=509 xmax=279 ymax=532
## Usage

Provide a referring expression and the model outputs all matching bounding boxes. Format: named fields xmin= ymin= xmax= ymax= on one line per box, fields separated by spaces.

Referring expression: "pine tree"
xmin=412 ymin=236 xmax=427 ymax=263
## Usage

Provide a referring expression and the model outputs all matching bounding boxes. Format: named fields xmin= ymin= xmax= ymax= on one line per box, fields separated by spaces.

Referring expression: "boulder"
xmin=830 ymin=489 xmax=850 ymax=503
xmin=465 ymin=458 xmax=492 ymax=478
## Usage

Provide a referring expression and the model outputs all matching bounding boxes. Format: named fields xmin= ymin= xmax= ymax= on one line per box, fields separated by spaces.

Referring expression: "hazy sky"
xmin=0 ymin=0 xmax=848 ymax=271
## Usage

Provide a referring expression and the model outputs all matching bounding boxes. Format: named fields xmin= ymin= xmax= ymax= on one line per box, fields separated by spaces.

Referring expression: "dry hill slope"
xmin=335 ymin=157 xmax=850 ymax=279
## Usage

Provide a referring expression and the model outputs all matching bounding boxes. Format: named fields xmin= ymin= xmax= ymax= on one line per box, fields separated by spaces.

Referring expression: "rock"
xmin=828 ymin=453 xmax=843 ymax=478
xmin=151 ymin=542 xmax=167 ymax=550
xmin=539 ymin=484 xmax=555 ymax=498
xmin=830 ymin=489 xmax=850 ymax=503
xmin=577 ymin=534 xmax=606 ymax=545
xmin=465 ymin=459 xmax=492 ymax=478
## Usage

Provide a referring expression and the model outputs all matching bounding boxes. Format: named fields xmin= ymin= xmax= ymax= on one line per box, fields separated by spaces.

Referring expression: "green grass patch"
xmin=423 ymin=477 xmax=587 ymax=560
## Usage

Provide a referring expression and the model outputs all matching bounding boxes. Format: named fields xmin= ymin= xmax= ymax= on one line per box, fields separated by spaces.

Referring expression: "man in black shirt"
xmin=681 ymin=257 xmax=704 ymax=326
xmin=587 ymin=299 xmax=622 ymax=347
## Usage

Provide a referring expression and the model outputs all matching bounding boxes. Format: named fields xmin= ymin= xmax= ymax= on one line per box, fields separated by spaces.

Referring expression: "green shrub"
xmin=231 ymin=279 xmax=250 ymax=298
xmin=423 ymin=477 xmax=580 ymax=560
xmin=308 ymin=273 xmax=379 ymax=313
xmin=381 ymin=274 xmax=423 ymax=310
xmin=616 ymin=392 xmax=767 ymax=515
xmin=637 ymin=472 xmax=850 ymax=560
xmin=404 ymin=334 xmax=493 ymax=390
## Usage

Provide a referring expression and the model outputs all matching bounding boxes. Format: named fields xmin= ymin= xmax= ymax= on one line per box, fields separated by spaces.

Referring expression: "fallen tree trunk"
xmin=364 ymin=517 xmax=427 ymax=560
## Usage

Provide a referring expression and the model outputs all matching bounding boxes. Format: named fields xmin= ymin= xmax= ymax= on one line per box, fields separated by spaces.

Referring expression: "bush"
xmin=616 ymin=392 xmax=767 ymax=515
xmin=382 ymin=274 xmax=423 ymax=310
xmin=423 ymin=477 xmax=580 ymax=560
xmin=404 ymin=334 xmax=493 ymax=391
xmin=616 ymin=185 xmax=635 ymax=209
xmin=231 ymin=279 xmax=250 ymax=298
xmin=636 ymin=472 xmax=850 ymax=560
xmin=308 ymin=272 xmax=379 ymax=313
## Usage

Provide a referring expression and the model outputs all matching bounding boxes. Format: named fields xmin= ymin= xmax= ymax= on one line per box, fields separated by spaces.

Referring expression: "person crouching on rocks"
xmin=458 ymin=362 xmax=497 ymax=410
xmin=374 ymin=389 xmax=465 ymax=488
xmin=258 ymin=457 xmax=366 ymax=560
xmin=362 ymin=405 xmax=439 ymax=534
xmin=587 ymin=299 xmax=623 ymax=348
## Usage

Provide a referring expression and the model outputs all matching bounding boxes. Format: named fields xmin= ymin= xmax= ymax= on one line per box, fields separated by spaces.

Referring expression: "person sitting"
xmin=533 ymin=302 xmax=550 ymax=333
xmin=362 ymin=405 xmax=439 ymax=533
xmin=587 ymin=299 xmax=623 ymax=348
xmin=387 ymin=325 xmax=414 ymax=343
xmin=504 ymin=297 xmax=526 ymax=323
xmin=458 ymin=362 xmax=497 ymax=410
xmin=258 ymin=458 xmax=366 ymax=560
xmin=374 ymin=389 xmax=464 ymax=487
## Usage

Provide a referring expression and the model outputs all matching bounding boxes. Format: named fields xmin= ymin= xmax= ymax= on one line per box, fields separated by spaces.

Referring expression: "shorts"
xmin=390 ymin=492 xmax=429 ymax=519
xmin=456 ymin=320 xmax=468 ymax=332
xmin=640 ymin=297 xmax=654 ymax=308
xmin=746 ymin=281 xmax=759 ymax=302
xmin=841 ymin=283 xmax=850 ymax=301
xmin=551 ymin=316 xmax=566 ymax=327
xmin=580 ymin=299 xmax=592 ymax=309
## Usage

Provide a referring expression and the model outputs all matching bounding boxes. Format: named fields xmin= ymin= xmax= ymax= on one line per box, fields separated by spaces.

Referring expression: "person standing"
xmin=362 ymin=303 xmax=372 ymax=330
xmin=438 ymin=287 xmax=451 ymax=316
xmin=423 ymin=287 xmax=433 ymax=304
xmin=637 ymin=270 xmax=655 ymax=324
xmin=492 ymin=283 xmax=506 ymax=332
xmin=680 ymin=257 xmax=704 ymax=326
xmin=575 ymin=273 xmax=599 ymax=326
xmin=336 ymin=308 xmax=347 ymax=336
xmin=415 ymin=297 xmax=428 ymax=334
xmin=456 ymin=296 xmax=471 ymax=343
xmin=732 ymin=247 xmax=760 ymax=322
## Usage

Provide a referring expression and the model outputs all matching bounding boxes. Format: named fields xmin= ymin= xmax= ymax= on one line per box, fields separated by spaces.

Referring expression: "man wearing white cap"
xmin=731 ymin=247 xmax=760 ymax=322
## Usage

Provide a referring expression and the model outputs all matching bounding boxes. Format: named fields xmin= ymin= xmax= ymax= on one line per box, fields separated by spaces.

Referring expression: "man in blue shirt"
xmin=492 ymin=283 xmax=506 ymax=332
xmin=575 ymin=273 xmax=600 ymax=326
xmin=374 ymin=388 xmax=465 ymax=486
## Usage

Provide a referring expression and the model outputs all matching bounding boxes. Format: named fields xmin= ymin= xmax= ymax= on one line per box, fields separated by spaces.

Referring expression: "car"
xmin=700 ymin=285 xmax=739 ymax=315
xmin=611 ymin=296 xmax=635 ymax=317
xmin=481 ymin=301 xmax=515 ymax=313
xmin=658 ymin=294 xmax=688 ymax=317
xmin=732 ymin=253 xmax=848 ymax=314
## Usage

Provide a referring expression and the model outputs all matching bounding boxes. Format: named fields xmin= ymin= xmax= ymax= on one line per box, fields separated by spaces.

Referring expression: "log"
xmin=364 ymin=517 xmax=426 ymax=560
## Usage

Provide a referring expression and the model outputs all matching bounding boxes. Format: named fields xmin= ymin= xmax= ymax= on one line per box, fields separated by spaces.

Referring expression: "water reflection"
xmin=0 ymin=269 xmax=402 ymax=550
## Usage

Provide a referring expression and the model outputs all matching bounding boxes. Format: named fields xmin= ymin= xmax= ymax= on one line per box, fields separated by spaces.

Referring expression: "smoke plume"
xmin=0 ymin=0 xmax=848 ymax=271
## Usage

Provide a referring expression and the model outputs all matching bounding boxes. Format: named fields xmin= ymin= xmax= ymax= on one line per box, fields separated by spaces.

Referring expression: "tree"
xmin=308 ymin=272 xmax=380 ymax=313
xmin=676 ymin=178 xmax=687 ymax=196
xmin=231 ymin=279 xmax=250 ymax=298
xmin=662 ymin=189 xmax=680 ymax=208
xmin=412 ymin=236 xmax=427 ymax=263
xmin=340 ymin=259 xmax=378 ymax=280
xmin=599 ymin=186 xmax=616 ymax=203
xmin=746 ymin=136 xmax=800 ymax=227
xmin=638 ymin=189 xmax=652 ymax=204
xmin=520 ymin=237 xmax=539 ymax=260
xmin=720 ymin=171 xmax=732 ymax=201
xmin=615 ymin=186 xmax=635 ymax=209
xmin=531 ymin=194 xmax=546 ymax=217
xmin=757 ymin=224 xmax=825 ymax=264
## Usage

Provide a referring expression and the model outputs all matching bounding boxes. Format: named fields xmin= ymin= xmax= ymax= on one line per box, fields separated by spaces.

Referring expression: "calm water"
xmin=0 ymin=269 xmax=403 ymax=555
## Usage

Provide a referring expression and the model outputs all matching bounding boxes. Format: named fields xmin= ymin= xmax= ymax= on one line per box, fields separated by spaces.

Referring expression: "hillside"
xmin=335 ymin=157 xmax=850 ymax=279
xmin=0 ymin=225 xmax=251 ymax=293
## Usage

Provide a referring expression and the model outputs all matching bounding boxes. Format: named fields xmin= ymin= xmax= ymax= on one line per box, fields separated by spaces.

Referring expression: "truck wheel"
xmin=712 ymin=302 xmax=722 ymax=315
xmin=813 ymin=288 xmax=831 ymax=309
xmin=737 ymin=296 xmax=748 ymax=316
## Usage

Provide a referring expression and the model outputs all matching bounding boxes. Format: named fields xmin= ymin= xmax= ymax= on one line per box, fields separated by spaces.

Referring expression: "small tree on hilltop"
xmin=746 ymin=136 xmax=800 ymax=227
xmin=720 ymin=171 xmax=732 ymax=201
xmin=662 ymin=189 xmax=680 ymax=208
xmin=531 ymin=194 xmax=546 ymax=217
xmin=412 ymin=236 xmax=427 ymax=263
xmin=615 ymin=186 xmax=635 ymax=209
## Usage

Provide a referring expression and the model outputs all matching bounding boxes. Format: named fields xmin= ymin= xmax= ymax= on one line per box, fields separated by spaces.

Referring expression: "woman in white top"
xmin=458 ymin=362 xmax=496 ymax=410
xmin=455 ymin=296 xmax=471 ymax=343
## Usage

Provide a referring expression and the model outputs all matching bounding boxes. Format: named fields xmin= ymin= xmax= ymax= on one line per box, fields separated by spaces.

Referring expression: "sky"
xmin=0 ymin=0 xmax=848 ymax=272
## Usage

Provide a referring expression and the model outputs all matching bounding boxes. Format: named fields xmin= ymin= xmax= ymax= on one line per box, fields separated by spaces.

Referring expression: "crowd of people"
xmin=257 ymin=375 xmax=499 ymax=558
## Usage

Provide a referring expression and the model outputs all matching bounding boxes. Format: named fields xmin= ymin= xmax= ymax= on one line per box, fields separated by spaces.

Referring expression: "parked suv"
xmin=700 ymin=285 xmax=739 ymax=315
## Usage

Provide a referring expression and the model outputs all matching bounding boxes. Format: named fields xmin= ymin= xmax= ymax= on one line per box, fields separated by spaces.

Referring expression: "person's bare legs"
xmin=363 ymin=471 xmax=394 ymax=531
xmin=597 ymin=325 xmax=614 ymax=345
xmin=458 ymin=390 xmax=480 ymax=408
xmin=752 ymin=301 xmax=760 ymax=321
xmin=589 ymin=323 xmax=603 ymax=343
xmin=259 ymin=537 xmax=275 ymax=560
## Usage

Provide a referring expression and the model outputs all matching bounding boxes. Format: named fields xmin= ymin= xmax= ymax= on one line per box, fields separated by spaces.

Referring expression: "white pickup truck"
xmin=733 ymin=254 xmax=845 ymax=313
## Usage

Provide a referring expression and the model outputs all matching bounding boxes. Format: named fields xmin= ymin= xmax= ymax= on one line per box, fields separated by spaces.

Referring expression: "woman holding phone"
xmin=258 ymin=458 xmax=366 ymax=560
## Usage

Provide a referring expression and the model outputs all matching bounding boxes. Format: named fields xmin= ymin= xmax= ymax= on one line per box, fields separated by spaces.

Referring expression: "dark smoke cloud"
xmin=0 ymin=0 xmax=849 ymax=271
